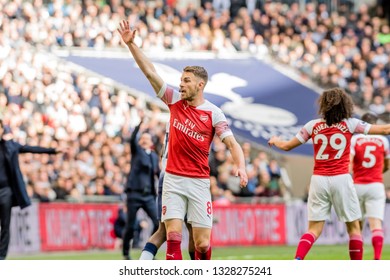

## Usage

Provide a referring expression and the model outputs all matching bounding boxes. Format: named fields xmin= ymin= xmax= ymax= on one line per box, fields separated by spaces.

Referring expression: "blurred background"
xmin=1 ymin=0 xmax=389 ymax=258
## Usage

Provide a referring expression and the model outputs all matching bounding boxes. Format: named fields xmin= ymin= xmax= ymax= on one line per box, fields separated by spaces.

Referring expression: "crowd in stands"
xmin=0 ymin=0 xmax=389 ymax=202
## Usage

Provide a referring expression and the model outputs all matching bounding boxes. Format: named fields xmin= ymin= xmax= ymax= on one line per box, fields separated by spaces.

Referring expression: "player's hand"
xmin=117 ymin=20 xmax=136 ymax=46
xmin=235 ymin=167 xmax=248 ymax=188
xmin=268 ymin=136 xmax=280 ymax=147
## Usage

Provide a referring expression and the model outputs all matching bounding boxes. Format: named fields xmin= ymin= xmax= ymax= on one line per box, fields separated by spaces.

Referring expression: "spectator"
xmin=379 ymin=102 xmax=390 ymax=122
xmin=264 ymin=159 xmax=283 ymax=197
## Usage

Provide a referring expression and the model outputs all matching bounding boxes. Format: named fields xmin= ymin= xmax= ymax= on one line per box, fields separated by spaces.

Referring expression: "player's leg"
xmin=161 ymin=173 xmax=187 ymax=260
xmin=368 ymin=218 xmax=384 ymax=260
xmin=364 ymin=183 xmax=386 ymax=260
xmin=295 ymin=175 xmax=330 ymax=260
xmin=164 ymin=218 xmax=183 ymax=260
xmin=140 ymin=172 xmax=166 ymax=260
xmin=345 ymin=220 xmax=363 ymax=260
xmin=295 ymin=221 xmax=324 ymax=260
xmin=334 ymin=175 xmax=363 ymax=260
xmin=192 ymin=227 xmax=212 ymax=260
xmin=185 ymin=222 xmax=195 ymax=260
xmin=355 ymin=185 xmax=365 ymax=232
xmin=139 ymin=222 xmax=166 ymax=260
xmin=186 ymin=177 xmax=213 ymax=260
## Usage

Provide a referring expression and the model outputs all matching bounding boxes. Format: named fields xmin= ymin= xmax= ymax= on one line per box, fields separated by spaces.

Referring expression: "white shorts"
xmin=161 ymin=172 xmax=212 ymax=228
xmin=308 ymin=174 xmax=361 ymax=222
xmin=355 ymin=182 xmax=386 ymax=220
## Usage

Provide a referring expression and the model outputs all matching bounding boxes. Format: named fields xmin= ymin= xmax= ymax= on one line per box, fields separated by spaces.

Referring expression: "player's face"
xmin=179 ymin=72 xmax=202 ymax=102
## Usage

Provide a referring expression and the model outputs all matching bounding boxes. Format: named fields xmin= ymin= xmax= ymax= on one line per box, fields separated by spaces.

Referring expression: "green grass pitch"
xmin=9 ymin=245 xmax=390 ymax=260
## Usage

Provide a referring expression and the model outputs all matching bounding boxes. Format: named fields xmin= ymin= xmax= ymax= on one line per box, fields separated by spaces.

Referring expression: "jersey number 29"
xmin=314 ymin=133 xmax=347 ymax=160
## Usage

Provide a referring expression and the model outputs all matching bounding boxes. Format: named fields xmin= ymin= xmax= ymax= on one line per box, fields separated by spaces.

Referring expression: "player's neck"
xmin=187 ymin=95 xmax=205 ymax=107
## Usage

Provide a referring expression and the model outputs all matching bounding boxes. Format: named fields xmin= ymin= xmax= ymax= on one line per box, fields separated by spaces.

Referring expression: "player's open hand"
xmin=268 ymin=136 xmax=280 ymax=147
xmin=117 ymin=20 xmax=136 ymax=46
xmin=236 ymin=167 xmax=248 ymax=188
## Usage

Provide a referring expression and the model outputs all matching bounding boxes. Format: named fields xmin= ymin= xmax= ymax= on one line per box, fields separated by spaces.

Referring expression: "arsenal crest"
xmin=200 ymin=115 xmax=209 ymax=123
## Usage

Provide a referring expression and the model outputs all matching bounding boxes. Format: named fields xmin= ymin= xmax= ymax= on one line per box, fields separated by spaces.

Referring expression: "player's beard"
xmin=182 ymin=86 xmax=199 ymax=102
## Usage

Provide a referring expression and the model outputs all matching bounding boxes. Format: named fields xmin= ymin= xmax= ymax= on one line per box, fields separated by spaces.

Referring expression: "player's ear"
xmin=198 ymin=79 xmax=205 ymax=90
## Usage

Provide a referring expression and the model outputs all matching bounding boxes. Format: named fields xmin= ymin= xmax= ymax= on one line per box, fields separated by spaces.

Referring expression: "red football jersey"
xmin=158 ymin=84 xmax=232 ymax=178
xmin=296 ymin=118 xmax=371 ymax=176
xmin=351 ymin=134 xmax=390 ymax=184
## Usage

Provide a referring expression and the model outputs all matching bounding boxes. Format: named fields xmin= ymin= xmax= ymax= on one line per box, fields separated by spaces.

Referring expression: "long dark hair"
xmin=318 ymin=88 xmax=354 ymax=126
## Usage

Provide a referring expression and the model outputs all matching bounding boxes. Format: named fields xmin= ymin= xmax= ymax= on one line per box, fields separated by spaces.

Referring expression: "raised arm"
xmin=130 ymin=120 xmax=142 ymax=152
xmin=268 ymin=136 xmax=302 ymax=151
xmin=222 ymin=135 xmax=248 ymax=188
xmin=117 ymin=20 xmax=164 ymax=95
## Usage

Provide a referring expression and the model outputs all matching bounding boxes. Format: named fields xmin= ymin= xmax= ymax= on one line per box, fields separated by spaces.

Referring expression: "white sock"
xmin=139 ymin=250 xmax=155 ymax=260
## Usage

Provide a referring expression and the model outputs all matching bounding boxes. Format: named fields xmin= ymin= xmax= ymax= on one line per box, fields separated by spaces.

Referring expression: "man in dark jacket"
xmin=0 ymin=120 xmax=63 ymax=260
xmin=122 ymin=119 xmax=160 ymax=260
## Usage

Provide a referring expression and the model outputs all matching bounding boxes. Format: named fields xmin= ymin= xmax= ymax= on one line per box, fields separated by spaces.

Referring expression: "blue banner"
xmin=65 ymin=55 xmax=321 ymax=156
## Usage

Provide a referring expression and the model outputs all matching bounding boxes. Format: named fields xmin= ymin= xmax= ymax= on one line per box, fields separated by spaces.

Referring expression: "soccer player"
xmin=118 ymin=20 xmax=248 ymax=260
xmin=268 ymin=88 xmax=390 ymax=260
xmin=140 ymin=125 xmax=195 ymax=260
xmin=350 ymin=112 xmax=389 ymax=260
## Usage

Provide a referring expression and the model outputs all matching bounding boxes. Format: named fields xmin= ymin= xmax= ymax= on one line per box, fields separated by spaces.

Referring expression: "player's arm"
xmin=222 ymin=135 xmax=248 ymax=188
xmin=268 ymin=136 xmax=302 ymax=151
xmin=367 ymin=124 xmax=390 ymax=135
xmin=349 ymin=137 xmax=356 ymax=174
xmin=117 ymin=20 xmax=164 ymax=95
xmin=384 ymin=159 xmax=389 ymax=173
xmin=349 ymin=154 xmax=354 ymax=174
